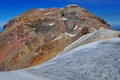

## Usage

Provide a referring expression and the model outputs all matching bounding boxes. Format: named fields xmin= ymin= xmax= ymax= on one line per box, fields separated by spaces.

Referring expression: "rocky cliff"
xmin=0 ymin=4 xmax=119 ymax=71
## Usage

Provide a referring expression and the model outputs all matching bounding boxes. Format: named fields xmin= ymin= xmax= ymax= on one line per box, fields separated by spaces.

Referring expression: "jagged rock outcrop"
xmin=0 ymin=4 xmax=119 ymax=71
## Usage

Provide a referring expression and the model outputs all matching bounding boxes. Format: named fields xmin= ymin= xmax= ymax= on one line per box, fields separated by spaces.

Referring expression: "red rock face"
xmin=0 ymin=5 xmax=110 ymax=71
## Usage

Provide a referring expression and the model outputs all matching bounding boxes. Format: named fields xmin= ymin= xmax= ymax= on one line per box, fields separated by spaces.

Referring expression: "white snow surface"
xmin=49 ymin=23 xmax=55 ymax=26
xmin=52 ymin=36 xmax=62 ymax=42
xmin=73 ymin=25 xmax=78 ymax=30
xmin=65 ymin=32 xmax=76 ymax=37
xmin=61 ymin=18 xmax=68 ymax=20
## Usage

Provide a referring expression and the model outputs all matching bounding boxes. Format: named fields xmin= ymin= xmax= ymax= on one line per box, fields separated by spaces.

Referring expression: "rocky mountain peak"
xmin=0 ymin=5 xmax=118 ymax=71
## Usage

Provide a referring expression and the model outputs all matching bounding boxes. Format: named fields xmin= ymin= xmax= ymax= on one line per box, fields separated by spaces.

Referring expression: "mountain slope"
xmin=0 ymin=38 xmax=120 ymax=80
xmin=0 ymin=4 xmax=119 ymax=71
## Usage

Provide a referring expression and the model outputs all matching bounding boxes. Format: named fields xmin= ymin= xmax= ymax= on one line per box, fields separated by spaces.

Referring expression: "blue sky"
xmin=0 ymin=0 xmax=120 ymax=30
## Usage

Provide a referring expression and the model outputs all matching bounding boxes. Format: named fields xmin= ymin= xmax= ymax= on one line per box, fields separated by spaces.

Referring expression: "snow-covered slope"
xmin=0 ymin=38 xmax=120 ymax=80
xmin=56 ymin=28 xmax=120 ymax=57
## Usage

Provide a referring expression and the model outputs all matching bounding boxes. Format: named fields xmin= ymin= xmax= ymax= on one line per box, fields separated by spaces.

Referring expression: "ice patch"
xmin=73 ymin=25 xmax=78 ymax=30
xmin=65 ymin=32 xmax=76 ymax=37
xmin=49 ymin=23 xmax=55 ymax=26
xmin=62 ymin=18 xmax=67 ymax=20
xmin=52 ymin=36 xmax=62 ymax=42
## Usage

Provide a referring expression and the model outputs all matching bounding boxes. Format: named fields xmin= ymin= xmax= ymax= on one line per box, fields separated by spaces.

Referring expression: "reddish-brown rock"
xmin=0 ymin=5 xmax=111 ymax=71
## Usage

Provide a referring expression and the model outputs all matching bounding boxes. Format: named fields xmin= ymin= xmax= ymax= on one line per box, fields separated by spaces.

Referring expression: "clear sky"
xmin=0 ymin=0 xmax=120 ymax=30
